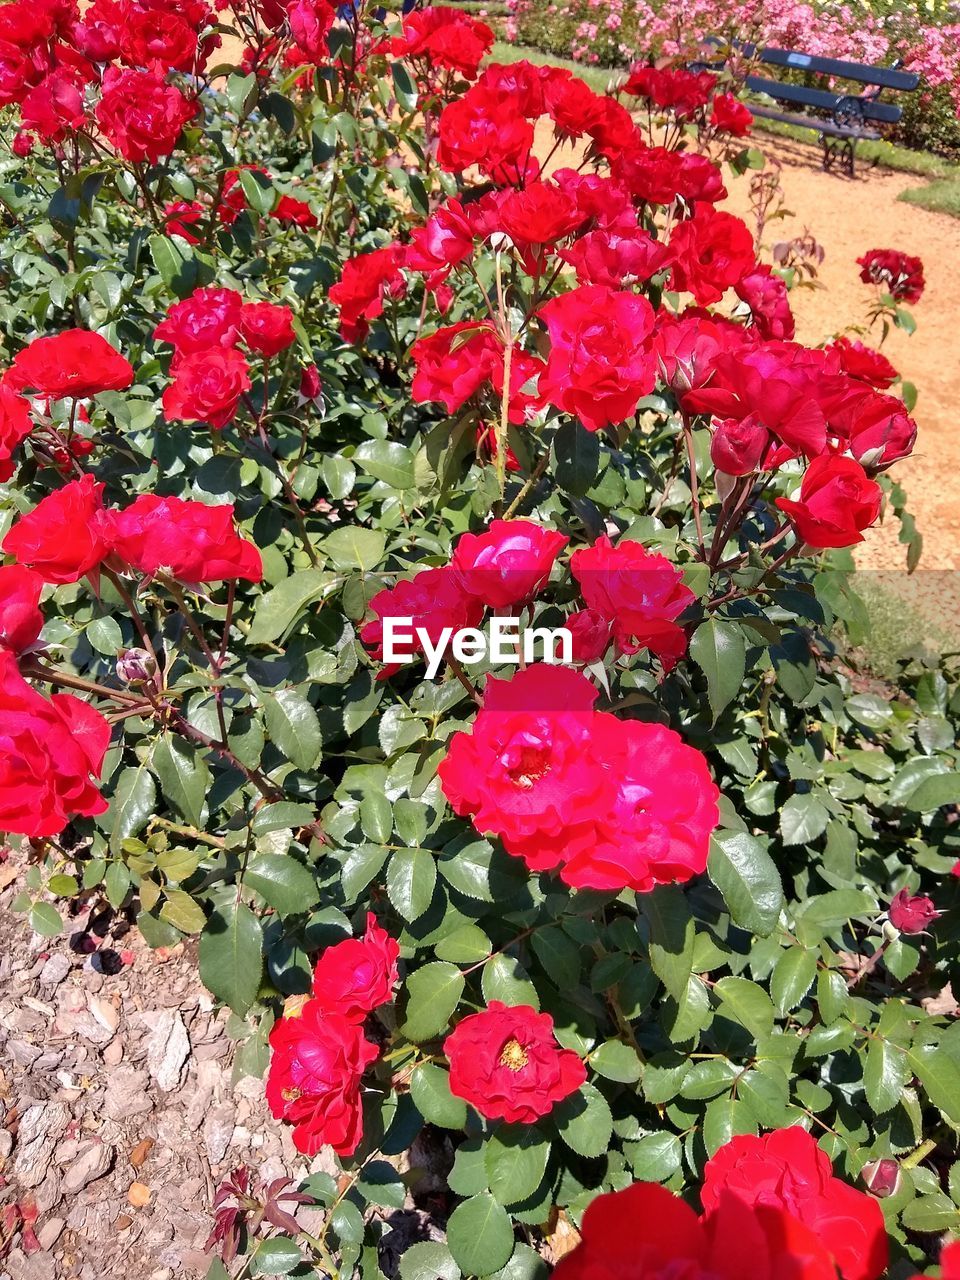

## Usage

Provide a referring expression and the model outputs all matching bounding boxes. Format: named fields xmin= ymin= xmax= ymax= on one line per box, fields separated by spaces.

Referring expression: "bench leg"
xmin=821 ymin=135 xmax=857 ymax=178
xmin=846 ymin=138 xmax=856 ymax=178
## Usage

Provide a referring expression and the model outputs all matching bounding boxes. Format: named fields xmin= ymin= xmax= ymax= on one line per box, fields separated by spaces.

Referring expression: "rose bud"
xmin=298 ymin=364 xmax=323 ymax=406
xmin=861 ymin=1158 xmax=901 ymax=1199
xmin=888 ymin=888 xmax=939 ymax=934
xmin=116 ymin=648 xmax=157 ymax=686
xmin=565 ymin=608 xmax=613 ymax=664
xmin=711 ymin=414 xmax=769 ymax=476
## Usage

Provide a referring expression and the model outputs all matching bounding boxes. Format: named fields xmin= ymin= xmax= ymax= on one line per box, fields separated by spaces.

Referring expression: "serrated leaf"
xmin=690 ymin=618 xmax=745 ymax=723
xmin=446 ymin=1194 xmax=514 ymax=1276
xmin=708 ymin=830 xmax=783 ymax=937
xmin=410 ymin=1063 xmax=467 ymax=1129
xmin=401 ymin=962 xmax=464 ymax=1041
xmin=484 ymin=1126 xmax=550 ymax=1206
xmin=553 ymin=1083 xmax=612 ymax=1158
xmin=770 ymin=948 xmax=817 ymax=1014
xmin=262 ymin=689 xmax=322 ymax=771
xmin=864 ymin=1039 xmax=910 ymax=1114
xmin=780 ymin=793 xmax=830 ymax=846
xmin=199 ymin=902 xmax=263 ymax=1016
xmin=152 ymin=735 xmax=209 ymax=827
xmin=109 ymin=764 xmax=156 ymax=853
xmin=387 ymin=847 xmax=436 ymax=921
xmin=248 ymin=570 xmax=331 ymax=645
xmin=244 ymin=855 xmax=318 ymax=915
xmin=322 ymin=526 xmax=386 ymax=571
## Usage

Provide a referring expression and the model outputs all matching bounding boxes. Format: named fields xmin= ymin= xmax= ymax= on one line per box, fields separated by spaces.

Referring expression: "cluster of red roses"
xmin=388 ymin=6 xmax=494 ymax=96
xmin=155 ymin=286 xmax=297 ymax=430
xmin=164 ymin=164 xmax=319 ymax=246
xmin=330 ymin=60 xmax=919 ymax=552
xmin=557 ymin=1128 xmax=891 ymax=1280
xmin=857 ymin=247 xmax=926 ymax=305
xmin=624 ymin=64 xmax=753 ymax=137
xmin=266 ymin=914 xmax=399 ymax=1156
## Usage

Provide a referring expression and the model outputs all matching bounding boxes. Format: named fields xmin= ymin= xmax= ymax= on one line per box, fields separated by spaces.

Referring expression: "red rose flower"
xmin=702 ymin=1129 xmax=888 ymax=1280
xmin=265 ymin=998 xmax=378 ymax=1156
xmin=736 ymin=265 xmax=795 ymax=341
xmin=8 ymin=329 xmax=134 ymax=399
xmin=570 ymin=535 xmax=694 ymax=666
xmin=624 ymin=65 xmax=716 ymax=118
xmin=410 ymin=322 xmax=542 ymax=424
xmin=839 ymin=389 xmax=917 ymax=468
xmin=404 ymin=198 xmax=476 ymax=274
xmin=119 ymin=8 xmax=199 ymax=72
xmin=21 ymin=68 xmax=88 ymax=142
xmin=361 ymin=566 xmax=484 ymax=678
xmin=329 ymin=246 xmax=405 ymax=343
xmin=274 ymin=194 xmax=318 ymax=227
xmin=652 ymin=308 xmax=748 ymax=399
xmin=311 ymin=913 xmax=400 ymax=1022
xmin=676 ymin=153 xmax=727 ymax=204
xmin=0 ymin=650 xmax=111 ymax=838
xmin=565 ymin=608 xmax=613 ymax=663
xmin=711 ymin=414 xmax=770 ymax=476
xmin=0 ymin=564 xmax=44 ymax=655
xmin=154 ymin=287 xmax=244 ymax=356
xmin=238 ymin=301 xmax=296 ymax=359
xmin=445 ymin=1001 xmax=586 ymax=1124
xmin=163 ymin=200 xmax=205 ymax=244
xmin=451 ymin=519 xmax=569 ymax=610
xmin=560 ymin=714 xmax=720 ymax=892
xmin=539 ymin=285 xmax=657 ymax=432
xmin=670 ymin=206 xmax=756 ymax=306
xmin=497 ymin=180 xmax=583 ymax=249
xmin=437 ymin=85 xmax=536 ymax=185
xmin=2 ymin=474 xmax=110 ymax=584
xmin=107 ymin=494 xmax=262 ymax=584
xmin=888 ymin=888 xmax=939 ymax=934
xmin=162 ymin=347 xmax=251 ymax=429
xmin=613 ymin=143 xmax=687 ymax=206
xmin=857 ymin=248 xmax=924 ymax=304
xmin=391 ymin=8 xmax=493 ymax=80
xmin=0 ymin=377 xmax=33 ymax=473
xmin=553 ymin=1181 xmax=837 ymax=1280
xmin=286 ymin=0 xmax=335 ymax=63
xmin=438 ymin=665 xmax=616 ymax=873
xmin=825 ymin=337 xmax=898 ymax=390
xmin=559 ymin=229 xmax=672 ymax=289
xmin=776 ymin=455 xmax=881 ymax=548
xmin=72 ymin=0 xmax=125 ymax=61
xmin=96 ymin=66 xmax=196 ymax=164
xmin=711 ymin=91 xmax=753 ymax=136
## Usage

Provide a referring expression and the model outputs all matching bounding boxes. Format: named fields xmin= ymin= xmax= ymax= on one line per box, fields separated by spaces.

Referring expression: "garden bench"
xmin=695 ymin=43 xmax=919 ymax=176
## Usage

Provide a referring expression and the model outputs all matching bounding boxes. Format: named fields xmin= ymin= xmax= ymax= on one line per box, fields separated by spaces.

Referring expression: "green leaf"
xmin=361 ymin=791 xmax=393 ymax=843
xmin=901 ymin=1193 xmax=960 ymax=1234
xmin=864 ymin=1039 xmax=910 ymax=1115
xmin=553 ymin=1083 xmax=612 ymax=1158
xmin=908 ymin=1044 xmax=960 ymax=1124
xmin=251 ymin=802 xmax=316 ymax=835
xmin=780 ymin=793 xmax=830 ymax=846
xmin=702 ymin=1097 xmax=757 ymax=1155
xmin=199 ymin=903 xmax=264 ymax=1016
xmin=590 ymin=1039 xmax=643 ymax=1083
xmin=410 ymin=1063 xmax=467 ymax=1129
xmin=492 ymin=1244 xmax=549 ymax=1280
xmin=399 ymin=1243 xmax=460 ymax=1280
xmin=238 ymin=166 xmax=275 ymax=215
xmin=644 ymin=886 xmax=695 ymax=1001
xmin=387 ymin=847 xmax=436 ymax=922
xmin=244 ymin=855 xmax=318 ymax=915
xmin=159 ymin=889 xmax=207 ymax=934
xmin=435 ymin=924 xmax=491 ymax=964
xmin=484 ymin=1126 xmax=550 ymax=1207
xmin=689 ymin=619 xmax=745 ymax=723
xmin=552 ymin=418 xmax=600 ymax=496
xmin=903 ymin=771 xmax=960 ymax=813
xmin=446 ymin=1194 xmax=514 ymax=1276
xmin=708 ymin=831 xmax=783 ymax=937
xmin=248 ymin=570 xmax=331 ymax=645
xmin=713 ymin=976 xmax=776 ymax=1037
xmin=29 ymin=901 xmax=63 ymax=937
xmin=152 ymin=735 xmax=209 ymax=827
xmin=391 ymin=61 xmax=419 ymax=112
xmin=626 ymin=1132 xmax=682 ymax=1181
xmin=354 ymin=440 xmax=416 ymax=489
xmin=401 ymin=962 xmax=465 ymax=1041
xmin=251 ymin=1236 xmax=301 ymax=1275
xmin=104 ymin=859 xmax=131 ymax=908
xmin=770 ymin=948 xmax=817 ymax=1014
xmin=530 ymin=926 xmax=582 ymax=990
xmin=322 ymin=526 xmax=386 ymax=572
xmin=109 ymin=765 xmax=156 ymax=853
xmin=482 ymin=954 xmax=540 ymax=1009
xmin=262 ymin=689 xmax=322 ymax=772
xmin=226 ymin=72 xmax=258 ymax=117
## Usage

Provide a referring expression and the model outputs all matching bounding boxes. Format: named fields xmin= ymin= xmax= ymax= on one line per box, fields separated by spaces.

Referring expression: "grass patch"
xmin=841 ymin=576 xmax=960 ymax=679
xmin=898 ymin=174 xmax=960 ymax=219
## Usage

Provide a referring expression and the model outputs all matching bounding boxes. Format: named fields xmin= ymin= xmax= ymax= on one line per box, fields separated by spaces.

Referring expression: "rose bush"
xmin=0 ymin=5 xmax=958 ymax=1278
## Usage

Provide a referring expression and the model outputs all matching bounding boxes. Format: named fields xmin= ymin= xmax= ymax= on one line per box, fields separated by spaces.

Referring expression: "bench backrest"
xmin=743 ymin=44 xmax=920 ymax=92
xmin=744 ymin=75 xmax=906 ymax=123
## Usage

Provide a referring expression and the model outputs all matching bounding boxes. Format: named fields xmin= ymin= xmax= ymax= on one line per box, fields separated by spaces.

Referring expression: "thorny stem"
xmin=502 ymin=448 xmax=551 ymax=520
xmin=681 ymin=412 xmax=706 ymax=559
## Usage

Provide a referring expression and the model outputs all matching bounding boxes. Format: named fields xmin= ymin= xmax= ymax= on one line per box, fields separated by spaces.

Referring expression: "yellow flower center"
xmin=499 ymin=1038 xmax=529 ymax=1072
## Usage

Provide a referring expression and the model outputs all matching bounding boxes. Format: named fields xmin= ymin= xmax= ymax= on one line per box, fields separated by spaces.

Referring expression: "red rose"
xmin=0 ymin=378 xmax=33 ymax=473
xmin=72 ymin=0 xmax=124 ymax=62
xmin=497 ymin=180 xmax=583 ymax=249
xmin=154 ymin=287 xmax=244 ymax=356
xmin=163 ymin=200 xmax=205 ymax=244
xmin=391 ymin=8 xmax=493 ymax=80
xmin=613 ymin=144 xmax=687 ymax=206
xmin=437 ymin=85 xmax=536 ymax=185
xmin=8 ymin=329 xmax=134 ymax=399
xmin=274 ymin=194 xmax=318 ymax=227
xmin=265 ymin=998 xmax=378 ymax=1156
xmin=0 ymin=650 xmax=110 ymax=838
xmin=676 ymin=153 xmax=727 ymax=204
xmin=329 ymin=246 xmax=405 ymax=343
xmin=711 ymin=91 xmax=753 ymax=136
xmin=410 ymin=322 xmax=542 ymax=424
xmin=559 ymin=228 xmax=672 ymax=289
xmin=825 ymin=337 xmax=898 ymax=390
xmin=0 ymin=565 xmax=44 ymax=655
xmin=451 ymin=519 xmax=569 ymax=610
xmin=238 ymin=301 xmax=296 ymax=359
xmin=21 ymin=68 xmax=88 ymax=142
xmin=553 ymin=1181 xmax=837 ymax=1280
xmin=570 ymin=535 xmax=694 ymax=666
xmin=311 ymin=913 xmax=400 ymax=1022
xmin=736 ymin=265 xmax=795 ymax=341
xmin=298 ymin=363 xmax=323 ymax=406
xmin=776 ymin=455 xmax=881 ymax=548
xmin=711 ymin=414 xmax=770 ymax=476
xmin=857 ymin=248 xmax=924 ymax=304
xmin=162 ymin=347 xmax=251 ymax=429
xmin=361 ymin=566 xmax=484 ymax=677
xmin=439 ymin=665 xmax=616 ymax=873
xmin=119 ymin=9 xmax=199 ymax=72
xmin=652 ymin=308 xmax=747 ymax=399
xmin=2 ymin=474 xmax=110 ymax=584
xmin=565 ymin=608 xmax=613 ymax=663
xmin=445 ymin=1001 xmax=586 ymax=1124
xmin=888 ymin=887 xmax=939 ymax=934
xmin=670 ymin=206 xmax=756 ymax=306
xmin=838 ymin=389 xmax=917 ymax=468
xmin=560 ymin=714 xmax=720 ymax=892
xmin=404 ymin=198 xmax=476 ymax=274
xmin=107 ymin=494 xmax=262 ymax=584
xmin=702 ymin=1129 xmax=888 ymax=1280
xmin=539 ymin=285 xmax=656 ymax=432
xmin=625 ymin=65 xmax=716 ymax=118
xmin=96 ymin=66 xmax=196 ymax=164
xmin=286 ymin=0 xmax=335 ymax=63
